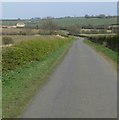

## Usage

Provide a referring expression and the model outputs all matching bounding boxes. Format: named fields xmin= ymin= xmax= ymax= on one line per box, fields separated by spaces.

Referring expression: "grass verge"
xmin=2 ymin=38 xmax=74 ymax=118
xmin=84 ymin=40 xmax=118 ymax=66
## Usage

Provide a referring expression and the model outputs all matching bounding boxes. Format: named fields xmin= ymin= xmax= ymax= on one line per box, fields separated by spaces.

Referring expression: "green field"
xmin=2 ymin=17 xmax=117 ymax=27
xmin=2 ymin=35 xmax=74 ymax=118
xmin=54 ymin=17 xmax=117 ymax=26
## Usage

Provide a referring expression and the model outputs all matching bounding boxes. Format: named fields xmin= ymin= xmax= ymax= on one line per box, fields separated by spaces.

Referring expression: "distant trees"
xmin=85 ymin=14 xmax=90 ymax=18
xmin=84 ymin=14 xmax=116 ymax=19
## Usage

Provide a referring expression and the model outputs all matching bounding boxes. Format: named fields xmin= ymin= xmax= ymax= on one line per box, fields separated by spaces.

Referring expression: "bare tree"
xmin=68 ymin=24 xmax=81 ymax=35
xmin=41 ymin=17 xmax=58 ymax=35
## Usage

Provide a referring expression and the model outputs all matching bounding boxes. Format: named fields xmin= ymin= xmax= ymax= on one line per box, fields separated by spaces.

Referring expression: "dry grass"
xmin=2 ymin=28 xmax=39 ymax=35
xmin=80 ymin=33 xmax=116 ymax=37
xmin=2 ymin=35 xmax=63 ymax=43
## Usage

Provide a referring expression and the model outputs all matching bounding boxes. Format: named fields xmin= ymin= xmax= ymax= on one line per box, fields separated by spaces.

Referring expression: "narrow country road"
xmin=22 ymin=37 xmax=117 ymax=118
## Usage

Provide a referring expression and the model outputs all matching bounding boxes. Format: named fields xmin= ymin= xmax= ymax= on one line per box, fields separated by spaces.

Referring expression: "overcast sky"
xmin=2 ymin=2 xmax=117 ymax=19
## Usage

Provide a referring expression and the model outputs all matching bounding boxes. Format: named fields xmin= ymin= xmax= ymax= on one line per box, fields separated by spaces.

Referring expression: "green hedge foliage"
xmin=2 ymin=37 xmax=71 ymax=72
xmin=2 ymin=36 xmax=14 ymax=45
xmin=87 ymin=35 xmax=119 ymax=52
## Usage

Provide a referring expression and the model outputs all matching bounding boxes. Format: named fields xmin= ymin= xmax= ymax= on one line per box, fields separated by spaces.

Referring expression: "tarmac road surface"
xmin=22 ymin=37 xmax=117 ymax=118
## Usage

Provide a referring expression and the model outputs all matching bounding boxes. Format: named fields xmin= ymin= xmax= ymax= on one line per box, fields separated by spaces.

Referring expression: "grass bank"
xmin=84 ymin=40 xmax=119 ymax=64
xmin=2 ymin=36 xmax=74 ymax=118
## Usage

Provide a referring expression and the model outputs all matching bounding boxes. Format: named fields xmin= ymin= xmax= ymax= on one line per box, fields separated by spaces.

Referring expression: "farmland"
xmin=1 ymin=1 xmax=118 ymax=118
xmin=2 ymin=17 xmax=117 ymax=28
xmin=1 ymin=16 xmax=118 ymax=119
xmin=2 ymin=28 xmax=39 ymax=35
xmin=1 ymin=17 xmax=117 ymax=37
xmin=54 ymin=17 xmax=117 ymax=26
xmin=2 ymin=35 xmax=61 ymax=43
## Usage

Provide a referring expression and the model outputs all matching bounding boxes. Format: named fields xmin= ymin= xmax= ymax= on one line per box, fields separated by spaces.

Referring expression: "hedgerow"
xmin=2 ymin=36 xmax=14 ymax=45
xmin=2 ymin=37 xmax=72 ymax=72
xmin=87 ymin=35 xmax=119 ymax=52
